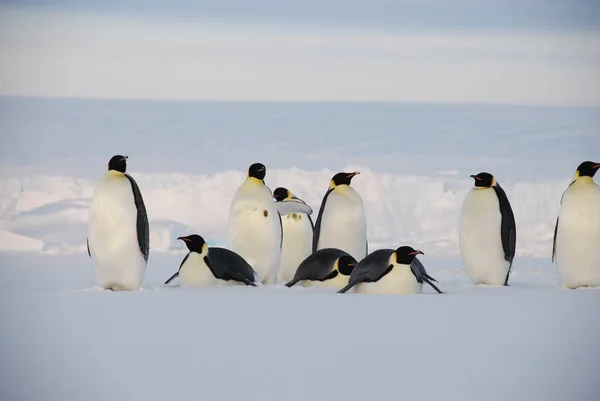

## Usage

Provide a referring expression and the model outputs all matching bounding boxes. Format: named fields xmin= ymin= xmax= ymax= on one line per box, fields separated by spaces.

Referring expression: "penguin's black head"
xmin=273 ymin=187 xmax=290 ymax=202
xmin=331 ymin=171 xmax=360 ymax=187
xmin=395 ymin=246 xmax=424 ymax=265
xmin=108 ymin=155 xmax=128 ymax=173
xmin=177 ymin=234 xmax=207 ymax=254
xmin=470 ymin=172 xmax=495 ymax=188
xmin=576 ymin=161 xmax=600 ymax=178
xmin=248 ymin=163 xmax=266 ymax=181
xmin=337 ymin=255 xmax=357 ymax=276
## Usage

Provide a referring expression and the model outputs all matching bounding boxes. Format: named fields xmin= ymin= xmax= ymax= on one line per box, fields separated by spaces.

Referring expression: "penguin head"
xmin=394 ymin=246 xmax=424 ymax=265
xmin=108 ymin=155 xmax=128 ymax=173
xmin=330 ymin=171 xmax=360 ymax=189
xmin=470 ymin=172 xmax=495 ymax=188
xmin=177 ymin=234 xmax=208 ymax=255
xmin=273 ymin=187 xmax=291 ymax=202
xmin=337 ymin=255 xmax=357 ymax=276
xmin=575 ymin=161 xmax=600 ymax=178
xmin=248 ymin=163 xmax=266 ymax=181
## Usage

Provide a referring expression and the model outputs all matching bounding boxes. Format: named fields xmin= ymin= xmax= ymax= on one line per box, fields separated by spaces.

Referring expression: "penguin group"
xmin=87 ymin=155 xmax=600 ymax=293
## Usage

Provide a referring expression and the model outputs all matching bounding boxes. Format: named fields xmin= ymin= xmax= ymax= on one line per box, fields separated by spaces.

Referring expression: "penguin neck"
xmin=247 ymin=177 xmax=265 ymax=186
xmin=574 ymin=176 xmax=598 ymax=187
xmin=106 ymin=170 xmax=126 ymax=178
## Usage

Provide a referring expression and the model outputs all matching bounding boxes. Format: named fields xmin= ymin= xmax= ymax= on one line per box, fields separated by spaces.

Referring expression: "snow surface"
xmin=1 ymin=97 xmax=599 ymax=400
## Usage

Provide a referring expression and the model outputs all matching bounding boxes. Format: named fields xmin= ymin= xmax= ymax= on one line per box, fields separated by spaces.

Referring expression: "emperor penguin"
xmin=459 ymin=172 xmax=516 ymax=286
xmin=338 ymin=246 xmax=443 ymax=295
xmin=313 ymin=171 xmax=368 ymax=261
xmin=87 ymin=155 xmax=150 ymax=291
xmin=164 ymin=235 xmax=257 ymax=287
xmin=552 ymin=161 xmax=600 ymax=289
xmin=284 ymin=248 xmax=356 ymax=290
xmin=273 ymin=187 xmax=314 ymax=283
xmin=227 ymin=163 xmax=282 ymax=285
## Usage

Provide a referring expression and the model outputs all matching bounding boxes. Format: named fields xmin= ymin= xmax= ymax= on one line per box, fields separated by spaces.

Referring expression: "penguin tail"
xmin=164 ymin=272 xmax=179 ymax=285
xmin=337 ymin=282 xmax=356 ymax=294
xmin=285 ymin=277 xmax=302 ymax=287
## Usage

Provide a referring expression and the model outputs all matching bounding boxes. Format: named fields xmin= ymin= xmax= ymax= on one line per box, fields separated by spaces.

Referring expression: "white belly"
xmin=88 ymin=173 xmax=146 ymax=291
xmin=555 ymin=179 xmax=600 ymax=288
xmin=459 ymin=188 xmax=509 ymax=285
xmin=277 ymin=213 xmax=313 ymax=283
xmin=355 ymin=262 xmax=422 ymax=295
xmin=228 ymin=181 xmax=282 ymax=284
xmin=316 ymin=187 xmax=367 ymax=261
xmin=178 ymin=253 xmax=221 ymax=287
xmin=303 ymin=271 xmax=350 ymax=291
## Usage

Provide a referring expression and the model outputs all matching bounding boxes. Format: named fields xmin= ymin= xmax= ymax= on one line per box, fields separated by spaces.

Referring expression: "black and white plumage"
xmin=165 ymin=234 xmax=257 ymax=287
xmin=459 ymin=172 xmax=516 ymax=286
xmin=312 ymin=171 xmax=368 ymax=261
xmin=338 ymin=246 xmax=442 ymax=295
xmin=285 ymin=248 xmax=356 ymax=290
xmin=552 ymin=161 xmax=600 ymax=289
xmin=87 ymin=155 xmax=149 ymax=291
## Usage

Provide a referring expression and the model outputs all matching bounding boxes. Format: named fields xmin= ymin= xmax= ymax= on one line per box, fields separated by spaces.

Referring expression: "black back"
xmin=286 ymin=248 xmax=356 ymax=287
xmin=207 ymin=247 xmax=257 ymax=286
xmin=492 ymin=184 xmax=516 ymax=285
xmin=312 ymin=187 xmax=334 ymax=252
xmin=125 ymin=174 xmax=150 ymax=262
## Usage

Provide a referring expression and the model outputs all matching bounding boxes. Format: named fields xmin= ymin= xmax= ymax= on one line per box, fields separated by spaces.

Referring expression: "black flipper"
xmin=125 ymin=174 xmax=150 ymax=262
xmin=223 ymin=270 xmax=257 ymax=286
xmin=552 ymin=216 xmax=559 ymax=263
xmin=493 ymin=184 xmax=516 ymax=286
xmin=164 ymin=272 xmax=179 ymax=285
xmin=87 ymin=238 xmax=91 ymax=257
xmin=312 ymin=188 xmax=334 ymax=252
xmin=422 ymin=276 xmax=443 ymax=294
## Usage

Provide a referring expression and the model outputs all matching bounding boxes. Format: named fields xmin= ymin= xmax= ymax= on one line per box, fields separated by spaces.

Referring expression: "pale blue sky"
xmin=0 ymin=1 xmax=599 ymax=105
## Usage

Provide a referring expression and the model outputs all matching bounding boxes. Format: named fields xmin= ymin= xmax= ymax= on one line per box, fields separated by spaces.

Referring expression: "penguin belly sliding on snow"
xmin=338 ymin=246 xmax=442 ymax=295
xmin=553 ymin=161 xmax=600 ymax=289
xmin=285 ymin=248 xmax=357 ymax=290
xmin=87 ymin=155 xmax=150 ymax=291
xmin=273 ymin=187 xmax=314 ymax=284
xmin=164 ymin=234 xmax=257 ymax=287
xmin=313 ymin=171 xmax=368 ymax=261
xmin=227 ymin=163 xmax=282 ymax=285
xmin=459 ymin=172 xmax=516 ymax=286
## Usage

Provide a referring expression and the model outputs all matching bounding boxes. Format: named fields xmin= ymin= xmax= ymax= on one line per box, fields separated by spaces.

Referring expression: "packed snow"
xmin=1 ymin=98 xmax=599 ymax=400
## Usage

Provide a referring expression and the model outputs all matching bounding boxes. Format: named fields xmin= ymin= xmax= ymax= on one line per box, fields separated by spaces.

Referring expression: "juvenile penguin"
xmin=285 ymin=248 xmax=356 ymax=290
xmin=164 ymin=235 xmax=256 ymax=287
xmin=227 ymin=163 xmax=282 ymax=284
xmin=552 ymin=161 xmax=600 ymax=289
xmin=313 ymin=171 xmax=368 ymax=261
xmin=273 ymin=187 xmax=314 ymax=283
xmin=87 ymin=155 xmax=149 ymax=291
xmin=338 ymin=246 xmax=442 ymax=295
xmin=459 ymin=172 xmax=516 ymax=286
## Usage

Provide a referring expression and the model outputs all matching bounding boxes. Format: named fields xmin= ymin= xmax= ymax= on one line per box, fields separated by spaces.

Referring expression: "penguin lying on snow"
xmin=165 ymin=234 xmax=257 ymax=287
xmin=285 ymin=248 xmax=357 ymax=290
xmin=87 ymin=155 xmax=150 ymax=291
xmin=273 ymin=187 xmax=314 ymax=284
xmin=459 ymin=172 xmax=516 ymax=286
xmin=313 ymin=171 xmax=368 ymax=261
xmin=552 ymin=161 xmax=600 ymax=289
xmin=338 ymin=246 xmax=443 ymax=295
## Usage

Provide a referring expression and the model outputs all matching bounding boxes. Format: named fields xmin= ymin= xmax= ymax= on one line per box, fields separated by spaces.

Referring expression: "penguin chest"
xmin=356 ymin=264 xmax=422 ymax=295
xmin=459 ymin=188 xmax=508 ymax=284
xmin=555 ymin=181 xmax=600 ymax=288
xmin=279 ymin=214 xmax=313 ymax=282
xmin=179 ymin=253 xmax=219 ymax=287
xmin=89 ymin=174 xmax=139 ymax=251
xmin=307 ymin=270 xmax=350 ymax=290
xmin=318 ymin=188 xmax=367 ymax=259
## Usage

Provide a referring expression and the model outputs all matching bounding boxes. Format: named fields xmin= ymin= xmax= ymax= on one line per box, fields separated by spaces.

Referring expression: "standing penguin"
xmin=285 ymin=248 xmax=356 ymax=290
xmin=553 ymin=161 xmax=600 ymax=289
xmin=338 ymin=246 xmax=442 ymax=295
xmin=87 ymin=155 xmax=149 ymax=291
xmin=459 ymin=172 xmax=516 ymax=286
xmin=273 ymin=187 xmax=314 ymax=283
xmin=313 ymin=171 xmax=368 ymax=261
xmin=227 ymin=163 xmax=282 ymax=284
xmin=164 ymin=234 xmax=256 ymax=287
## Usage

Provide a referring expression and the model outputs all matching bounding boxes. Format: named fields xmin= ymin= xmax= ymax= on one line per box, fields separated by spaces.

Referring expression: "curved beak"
xmin=120 ymin=156 xmax=129 ymax=162
xmin=177 ymin=236 xmax=191 ymax=242
xmin=347 ymin=171 xmax=360 ymax=178
xmin=470 ymin=174 xmax=481 ymax=181
xmin=594 ymin=163 xmax=600 ymax=169
xmin=409 ymin=250 xmax=424 ymax=256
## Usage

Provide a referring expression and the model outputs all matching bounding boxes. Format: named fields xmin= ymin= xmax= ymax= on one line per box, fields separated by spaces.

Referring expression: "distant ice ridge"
xmin=0 ymin=167 xmax=571 ymax=257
